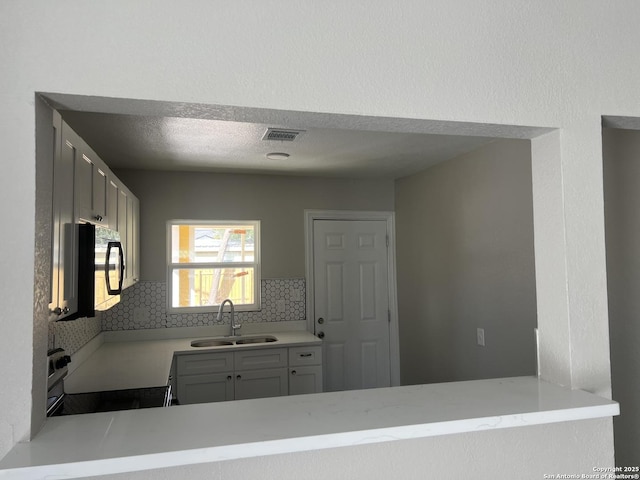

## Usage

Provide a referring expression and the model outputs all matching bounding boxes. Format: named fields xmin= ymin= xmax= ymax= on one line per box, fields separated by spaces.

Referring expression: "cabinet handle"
xmin=299 ymin=353 xmax=312 ymax=358
xmin=227 ymin=375 xmax=232 ymax=381
xmin=236 ymin=375 xmax=241 ymax=380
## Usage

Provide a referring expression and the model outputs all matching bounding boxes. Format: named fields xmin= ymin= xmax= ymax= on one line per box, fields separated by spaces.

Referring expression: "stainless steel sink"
xmin=190 ymin=335 xmax=278 ymax=348
xmin=235 ymin=336 xmax=277 ymax=344
xmin=190 ymin=339 xmax=234 ymax=348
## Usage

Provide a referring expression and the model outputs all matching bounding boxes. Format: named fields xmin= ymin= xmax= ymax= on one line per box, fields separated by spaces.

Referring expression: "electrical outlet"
xmin=477 ymin=328 xmax=485 ymax=347
xmin=290 ymin=287 xmax=302 ymax=302
xmin=276 ymin=299 xmax=286 ymax=313
xmin=134 ymin=307 xmax=149 ymax=325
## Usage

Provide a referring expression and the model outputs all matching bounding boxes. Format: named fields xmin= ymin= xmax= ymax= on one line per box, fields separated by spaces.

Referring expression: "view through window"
xmin=167 ymin=220 xmax=260 ymax=312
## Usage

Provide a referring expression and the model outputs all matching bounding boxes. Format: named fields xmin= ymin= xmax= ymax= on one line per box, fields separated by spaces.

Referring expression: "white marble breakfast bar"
xmin=0 ymin=325 xmax=620 ymax=479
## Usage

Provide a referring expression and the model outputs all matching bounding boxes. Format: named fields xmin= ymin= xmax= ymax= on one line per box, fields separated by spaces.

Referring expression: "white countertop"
xmin=65 ymin=330 xmax=321 ymax=393
xmin=0 ymin=376 xmax=619 ymax=479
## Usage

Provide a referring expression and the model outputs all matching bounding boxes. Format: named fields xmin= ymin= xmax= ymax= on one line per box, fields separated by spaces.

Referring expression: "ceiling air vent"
xmin=262 ymin=128 xmax=305 ymax=142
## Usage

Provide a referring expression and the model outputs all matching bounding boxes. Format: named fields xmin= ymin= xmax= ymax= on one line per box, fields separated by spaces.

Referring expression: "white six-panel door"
xmin=313 ymin=220 xmax=391 ymax=392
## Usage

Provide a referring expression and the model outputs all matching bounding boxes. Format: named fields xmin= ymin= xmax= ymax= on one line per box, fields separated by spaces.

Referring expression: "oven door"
xmin=56 ymin=386 xmax=171 ymax=415
xmin=46 ymin=377 xmax=66 ymax=417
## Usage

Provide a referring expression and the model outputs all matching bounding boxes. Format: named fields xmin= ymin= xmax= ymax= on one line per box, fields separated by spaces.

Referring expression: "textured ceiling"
xmin=60 ymin=111 xmax=499 ymax=179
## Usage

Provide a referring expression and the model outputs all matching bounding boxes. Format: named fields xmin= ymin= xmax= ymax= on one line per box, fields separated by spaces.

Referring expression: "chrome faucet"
xmin=217 ymin=298 xmax=241 ymax=336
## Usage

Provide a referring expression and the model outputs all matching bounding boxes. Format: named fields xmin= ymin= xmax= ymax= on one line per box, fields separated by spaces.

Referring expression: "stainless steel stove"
xmin=46 ymin=348 xmax=70 ymax=416
xmin=46 ymin=348 xmax=171 ymax=416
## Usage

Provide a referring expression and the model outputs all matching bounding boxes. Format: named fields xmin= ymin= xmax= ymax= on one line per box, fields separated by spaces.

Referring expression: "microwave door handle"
xmin=105 ymin=241 xmax=123 ymax=295
xmin=118 ymin=243 xmax=125 ymax=292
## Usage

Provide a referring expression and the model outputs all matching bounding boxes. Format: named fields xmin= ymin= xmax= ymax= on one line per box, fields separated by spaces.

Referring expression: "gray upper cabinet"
xmin=50 ymin=113 xmax=78 ymax=320
xmin=107 ymin=179 xmax=119 ymax=231
xmin=107 ymin=176 xmax=140 ymax=287
xmin=57 ymin=117 xmax=140 ymax=303
xmin=74 ymin=138 xmax=108 ymax=226
xmin=130 ymin=195 xmax=140 ymax=285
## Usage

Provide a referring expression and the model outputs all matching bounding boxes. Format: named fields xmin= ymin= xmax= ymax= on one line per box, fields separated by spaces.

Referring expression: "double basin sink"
xmin=191 ymin=335 xmax=277 ymax=348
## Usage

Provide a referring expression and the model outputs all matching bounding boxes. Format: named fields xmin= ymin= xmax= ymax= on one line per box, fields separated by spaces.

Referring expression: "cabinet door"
xmin=234 ymin=368 xmax=288 ymax=400
xmin=131 ymin=196 xmax=140 ymax=283
xmin=289 ymin=366 xmax=323 ymax=396
xmin=74 ymin=150 xmax=93 ymax=223
xmin=107 ymin=180 xmax=119 ymax=231
xmin=117 ymin=189 xmax=128 ymax=237
xmin=117 ymin=188 xmax=129 ymax=285
xmin=114 ymin=186 xmax=140 ymax=290
xmin=74 ymin=147 xmax=108 ymax=225
xmin=92 ymin=164 xmax=108 ymax=222
xmin=50 ymin=113 xmax=62 ymax=312
xmin=125 ymin=193 xmax=135 ymax=286
xmin=176 ymin=372 xmax=234 ymax=405
xmin=50 ymin=116 xmax=78 ymax=319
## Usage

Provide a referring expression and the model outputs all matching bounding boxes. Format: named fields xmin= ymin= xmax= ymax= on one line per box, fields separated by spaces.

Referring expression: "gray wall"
xmin=396 ymin=139 xmax=537 ymax=385
xmin=1 ymin=0 xmax=620 ymax=472
xmin=603 ymin=128 xmax=640 ymax=466
xmin=114 ymin=169 xmax=395 ymax=280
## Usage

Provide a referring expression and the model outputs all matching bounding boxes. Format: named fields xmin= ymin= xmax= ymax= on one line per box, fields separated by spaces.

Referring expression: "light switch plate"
xmin=477 ymin=328 xmax=485 ymax=347
xmin=134 ymin=307 xmax=150 ymax=325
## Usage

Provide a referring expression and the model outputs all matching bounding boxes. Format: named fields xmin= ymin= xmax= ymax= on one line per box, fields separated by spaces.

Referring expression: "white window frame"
xmin=167 ymin=219 xmax=261 ymax=313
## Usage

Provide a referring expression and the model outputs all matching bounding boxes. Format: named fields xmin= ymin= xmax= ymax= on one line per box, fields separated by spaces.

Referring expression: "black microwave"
xmin=76 ymin=223 xmax=124 ymax=318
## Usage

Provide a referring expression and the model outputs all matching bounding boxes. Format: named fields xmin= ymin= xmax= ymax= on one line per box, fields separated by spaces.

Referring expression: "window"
xmin=167 ymin=220 xmax=260 ymax=312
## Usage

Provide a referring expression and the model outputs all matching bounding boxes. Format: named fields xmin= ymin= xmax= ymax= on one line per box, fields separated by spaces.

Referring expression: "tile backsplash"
xmin=50 ymin=315 xmax=102 ymax=355
xmin=102 ymin=278 xmax=306 ymax=331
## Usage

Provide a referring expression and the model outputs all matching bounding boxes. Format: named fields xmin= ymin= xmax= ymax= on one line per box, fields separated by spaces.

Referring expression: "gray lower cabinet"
xmin=177 ymin=372 xmax=234 ymax=404
xmin=289 ymin=366 xmax=323 ymax=396
xmin=175 ymin=351 xmax=234 ymax=404
xmin=175 ymin=345 xmax=322 ymax=405
xmin=288 ymin=346 xmax=323 ymax=396
xmin=234 ymin=368 xmax=288 ymax=400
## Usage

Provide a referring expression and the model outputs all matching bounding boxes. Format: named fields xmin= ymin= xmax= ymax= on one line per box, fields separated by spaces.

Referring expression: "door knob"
xmin=317 ymin=317 xmax=324 ymax=324
xmin=317 ymin=331 xmax=325 ymax=339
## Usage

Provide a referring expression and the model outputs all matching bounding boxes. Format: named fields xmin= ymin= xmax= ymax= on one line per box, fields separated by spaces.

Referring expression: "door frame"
xmin=304 ymin=209 xmax=400 ymax=387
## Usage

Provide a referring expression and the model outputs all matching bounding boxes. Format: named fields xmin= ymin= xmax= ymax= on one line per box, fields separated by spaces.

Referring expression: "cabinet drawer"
xmin=176 ymin=352 xmax=234 ymax=376
xmin=289 ymin=346 xmax=322 ymax=366
xmin=234 ymin=348 xmax=287 ymax=371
